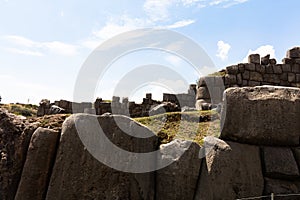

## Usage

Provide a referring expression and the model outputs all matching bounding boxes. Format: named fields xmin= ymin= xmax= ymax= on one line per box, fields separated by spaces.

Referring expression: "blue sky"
xmin=1 ymin=0 xmax=300 ymax=104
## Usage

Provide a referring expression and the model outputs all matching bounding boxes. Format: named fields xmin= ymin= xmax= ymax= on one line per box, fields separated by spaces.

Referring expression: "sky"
xmin=1 ymin=0 xmax=300 ymax=104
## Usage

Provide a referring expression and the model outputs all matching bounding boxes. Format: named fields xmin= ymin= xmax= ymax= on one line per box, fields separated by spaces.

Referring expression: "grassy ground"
xmin=0 ymin=103 xmax=38 ymax=117
xmin=134 ymin=110 xmax=221 ymax=145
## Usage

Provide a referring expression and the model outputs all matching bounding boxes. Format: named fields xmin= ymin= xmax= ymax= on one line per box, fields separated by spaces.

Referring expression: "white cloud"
xmin=216 ymin=40 xmax=231 ymax=61
xmin=2 ymin=35 xmax=79 ymax=56
xmin=242 ymin=45 xmax=276 ymax=63
xmin=165 ymin=55 xmax=183 ymax=66
xmin=164 ymin=19 xmax=195 ymax=29
xmin=208 ymin=0 xmax=249 ymax=8
xmin=143 ymin=0 xmax=174 ymax=22
xmin=81 ymin=15 xmax=195 ymax=49
xmin=5 ymin=48 xmax=44 ymax=56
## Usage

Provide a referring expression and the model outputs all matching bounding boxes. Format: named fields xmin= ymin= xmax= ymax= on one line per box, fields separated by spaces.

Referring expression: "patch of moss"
xmin=207 ymin=70 xmax=226 ymax=77
xmin=134 ymin=110 xmax=220 ymax=145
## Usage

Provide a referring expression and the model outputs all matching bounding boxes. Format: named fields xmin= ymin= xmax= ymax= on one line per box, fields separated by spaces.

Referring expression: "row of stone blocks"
xmin=225 ymin=63 xmax=300 ymax=88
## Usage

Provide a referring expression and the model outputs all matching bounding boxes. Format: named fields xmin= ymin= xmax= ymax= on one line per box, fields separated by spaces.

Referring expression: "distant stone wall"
xmin=197 ymin=47 xmax=300 ymax=105
xmin=37 ymin=84 xmax=197 ymax=117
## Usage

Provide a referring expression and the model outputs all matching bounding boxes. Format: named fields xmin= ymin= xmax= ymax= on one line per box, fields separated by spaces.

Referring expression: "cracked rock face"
xmin=0 ymin=108 xmax=38 ymax=200
xmin=220 ymin=86 xmax=300 ymax=146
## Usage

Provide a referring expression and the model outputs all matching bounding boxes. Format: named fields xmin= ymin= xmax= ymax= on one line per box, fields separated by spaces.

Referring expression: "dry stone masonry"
xmin=37 ymin=84 xmax=197 ymax=118
xmin=197 ymin=47 xmax=300 ymax=107
xmin=2 ymin=85 xmax=300 ymax=199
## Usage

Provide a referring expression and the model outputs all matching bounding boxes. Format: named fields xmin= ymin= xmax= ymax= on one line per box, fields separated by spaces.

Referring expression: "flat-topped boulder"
xmin=220 ymin=86 xmax=300 ymax=146
xmin=46 ymin=114 xmax=159 ymax=200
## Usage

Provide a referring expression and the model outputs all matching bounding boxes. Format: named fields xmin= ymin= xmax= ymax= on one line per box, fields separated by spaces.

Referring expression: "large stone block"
xmin=263 ymin=147 xmax=299 ymax=179
xmin=46 ymin=114 xmax=159 ymax=200
xmin=0 ymin=109 xmax=39 ymax=200
xmin=156 ymin=140 xmax=201 ymax=200
xmin=263 ymin=74 xmax=280 ymax=84
xmin=287 ymin=47 xmax=300 ymax=59
xmin=264 ymin=178 xmax=300 ymax=199
xmin=15 ymin=128 xmax=60 ymax=200
xmin=249 ymin=71 xmax=263 ymax=82
xmin=220 ymin=86 xmax=300 ymax=146
xmin=292 ymin=64 xmax=300 ymax=73
xmin=196 ymin=86 xmax=210 ymax=99
xmin=195 ymin=139 xmax=264 ymax=200
xmin=248 ymin=54 xmax=260 ymax=64
xmin=226 ymin=65 xmax=239 ymax=75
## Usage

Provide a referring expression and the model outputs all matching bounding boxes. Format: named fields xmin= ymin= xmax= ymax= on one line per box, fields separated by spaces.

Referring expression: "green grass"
xmin=134 ymin=110 xmax=221 ymax=145
xmin=0 ymin=103 xmax=38 ymax=117
xmin=207 ymin=70 xmax=226 ymax=77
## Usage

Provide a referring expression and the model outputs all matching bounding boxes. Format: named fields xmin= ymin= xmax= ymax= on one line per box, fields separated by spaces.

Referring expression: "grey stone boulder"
xmin=0 ymin=108 xmax=39 ymax=200
xmin=46 ymin=114 xmax=159 ymax=200
xmin=48 ymin=105 xmax=65 ymax=115
xmin=263 ymin=147 xmax=299 ymax=179
xmin=221 ymin=86 xmax=300 ymax=146
xmin=15 ymin=128 xmax=60 ymax=200
xmin=156 ymin=140 xmax=201 ymax=200
xmin=195 ymin=138 xmax=264 ymax=200
xmin=149 ymin=102 xmax=179 ymax=116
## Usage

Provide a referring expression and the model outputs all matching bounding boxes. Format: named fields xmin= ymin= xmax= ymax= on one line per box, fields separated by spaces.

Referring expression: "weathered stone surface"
xmin=256 ymin=64 xmax=266 ymax=73
xmin=263 ymin=74 xmax=280 ymax=83
xmin=288 ymin=73 xmax=296 ymax=82
xmin=237 ymin=73 xmax=243 ymax=85
xmin=242 ymin=70 xmax=250 ymax=79
xmin=248 ymin=80 xmax=260 ymax=86
xmin=149 ymin=102 xmax=179 ymax=115
xmin=0 ymin=109 xmax=39 ymax=200
xmin=226 ymin=65 xmax=239 ymax=75
xmin=249 ymin=71 xmax=263 ymax=82
xmin=46 ymin=114 xmax=159 ymax=200
xmin=261 ymin=54 xmax=270 ymax=65
xmin=265 ymin=65 xmax=274 ymax=73
xmin=292 ymin=64 xmax=300 ymax=73
xmin=245 ymin=63 xmax=256 ymax=71
xmin=156 ymin=140 xmax=201 ymax=200
xmin=283 ymin=58 xmax=295 ymax=65
xmin=273 ymin=64 xmax=282 ymax=74
xmin=248 ymin=54 xmax=260 ymax=64
xmin=269 ymin=58 xmax=277 ymax=65
xmin=196 ymin=86 xmax=210 ymax=100
xmin=195 ymin=139 xmax=263 ymax=200
xmin=238 ymin=64 xmax=245 ymax=73
xmin=282 ymin=64 xmax=292 ymax=72
xmin=263 ymin=147 xmax=299 ymax=179
xmin=280 ymin=72 xmax=288 ymax=81
xmin=287 ymin=47 xmax=300 ymax=59
xmin=15 ymin=128 xmax=60 ymax=200
xmin=225 ymin=74 xmax=237 ymax=85
xmin=264 ymin=178 xmax=300 ymax=199
xmin=220 ymin=86 xmax=300 ymax=146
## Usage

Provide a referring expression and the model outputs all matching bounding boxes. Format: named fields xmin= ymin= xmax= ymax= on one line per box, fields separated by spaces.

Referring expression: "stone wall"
xmin=37 ymin=84 xmax=197 ymax=118
xmin=197 ymin=47 xmax=300 ymax=106
xmin=4 ymin=85 xmax=300 ymax=199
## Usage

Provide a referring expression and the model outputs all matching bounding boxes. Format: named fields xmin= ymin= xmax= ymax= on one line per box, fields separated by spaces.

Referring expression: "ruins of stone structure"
xmin=2 ymin=47 xmax=300 ymax=200
xmin=2 ymin=85 xmax=300 ymax=199
xmin=197 ymin=47 xmax=300 ymax=108
xmin=37 ymin=84 xmax=197 ymax=118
